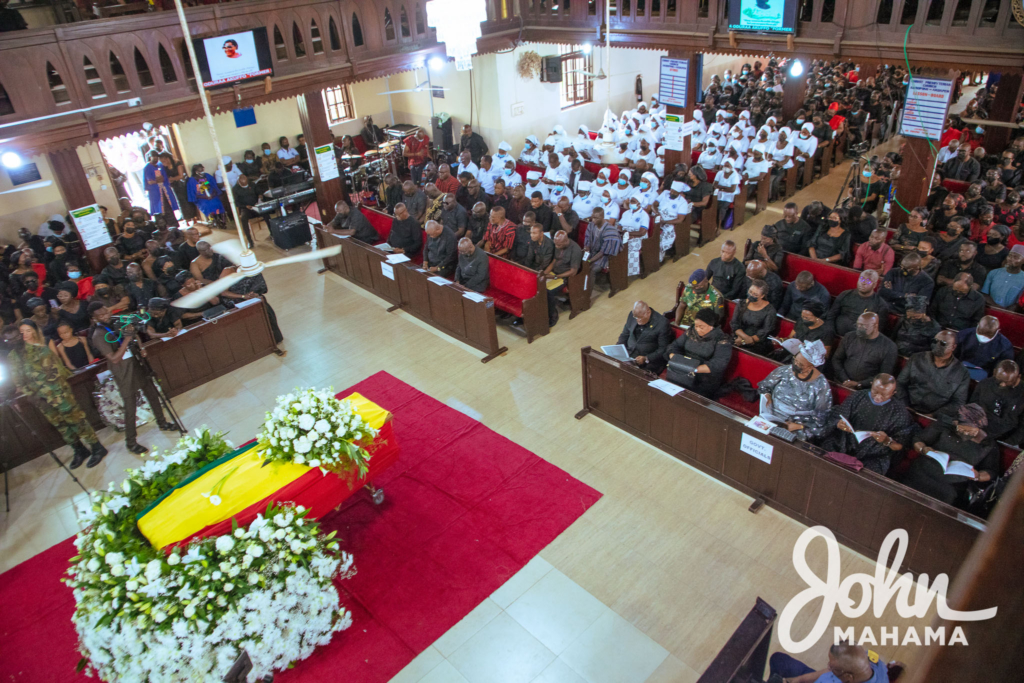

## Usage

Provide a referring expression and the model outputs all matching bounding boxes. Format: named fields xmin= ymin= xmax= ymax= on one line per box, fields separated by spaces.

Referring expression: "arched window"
xmin=47 ymin=62 xmax=70 ymax=104
xmin=83 ymin=56 xmax=106 ymax=99
xmin=310 ymin=20 xmax=323 ymax=54
xmin=109 ymin=51 xmax=130 ymax=93
xmin=822 ymin=0 xmax=836 ymax=21
xmin=158 ymin=44 xmax=177 ymax=83
xmin=329 ymin=17 xmax=342 ymax=50
xmin=926 ymin=0 xmax=944 ymax=23
xmin=799 ymin=0 xmax=813 ymax=21
xmin=415 ymin=3 xmax=425 ymax=32
xmin=900 ymin=0 xmax=919 ymax=23
xmin=351 ymin=13 xmax=365 ymax=46
xmin=274 ymin=25 xmax=288 ymax=60
xmin=876 ymin=0 xmax=894 ymax=24
xmin=979 ymin=0 xmax=1000 ymax=25
xmin=134 ymin=48 xmax=154 ymax=87
xmin=384 ymin=8 xmax=395 ymax=40
xmin=0 ymin=80 xmax=15 ymax=115
xmin=292 ymin=22 xmax=307 ymax=57
xmin=951 ymin=0 xmax=971 ymax=25
xmin=399 ymin=6 xmax=410 ymax=37
xmin=178 ymin=40 xmax=194 ymax=82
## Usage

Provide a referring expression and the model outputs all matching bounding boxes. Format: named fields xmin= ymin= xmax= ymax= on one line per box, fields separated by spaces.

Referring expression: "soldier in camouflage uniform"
xmin=3 ymin=322 xmax=108 ymax=468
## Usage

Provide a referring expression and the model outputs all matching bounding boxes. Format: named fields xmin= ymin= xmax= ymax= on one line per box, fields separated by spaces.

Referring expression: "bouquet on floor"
xmin=257 ymin=387 xmax=377 ymax=479
xmin=64 ymin=428 xmax=354 ymax=683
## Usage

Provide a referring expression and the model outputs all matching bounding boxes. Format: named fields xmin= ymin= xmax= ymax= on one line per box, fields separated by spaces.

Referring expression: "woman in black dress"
xmin=731 ymin=279 xmax=777 ymax=356
xmin=56 ymin=281 xmax=91 ymax=333
xmin=808 ymin=208 xmax=851 ymax=265
xmin=664 ymin=308 xmax=733 ymax=398
xmin=51 ymin=321 xmax=94 ymax=370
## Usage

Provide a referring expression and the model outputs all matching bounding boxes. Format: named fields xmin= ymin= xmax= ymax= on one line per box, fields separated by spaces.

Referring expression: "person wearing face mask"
xmin=122 ymin=262 xmax=156 ymax=311
xmin=153 ymin=256 xmax=183 ymax=300
xmin=931 ymin=272 xmax=985 ymax=330
xmin=955 ymin=315 xmax=1014 ymax=381
xmin=902 ymin=402 xmax=999 ymax=507
xmin=780 ymin=298 xmax=834 ymax=355
xmin=115 ymin=220 xmax=148 ymax=263
xmin=996 ymin=191 xmax=1023 ymax=234
xmin=98 ymin=246 xmax=129 ymax=290
xmin=970 ymin=360 xmax=1024 ymax=445
xmin=942 ymin=145 xmax=981 ymax=182
xmin=742 ymin=259 xmax=784 ymax=309
xmin=664 ymin=308 xmax=732 ymax=398
xmin=683 ymin=166 xmax=713 ymax=221
xmin=730 ymin=279 xmax=776 ymax=355
xmin=237 ymin=149 xmax=261 ymax=180
xmin=897 ymin=329 xmax=971 ymax=417
xmin=823 ymin=374 xmax=914 ymax=475
xmin=548 ymin=175 xmax=574 ymax=207
xmin=833 ymin=312 xmax=898 ymax=390
xmin=936 ymin=241 xmax=987 ymax=291
xmin=981 ymin=243 xmax=1024 ymax=307
xmin=980 ymin=169 xmax=1006 ymax=205
xmin=808 ymin=209 xmax=851 ymax=265
xmin=968 ymin=203 xmax=997 ymax=242
xmin=996 ymin=151 xmax=1022 ymax=187
xmin=619 ymin=196 xmax=649 ymax=277
xmin=758 ymin=339 xmax=832 ymax=438
xmin=974 ymin=224 xmax=1009 ymax=273
xmin=933 ymin=217 xmax=969 ymax=262
xmin=500 ymin=159 xmax=523 ymax=189
xmin=519 ymin=135 xmax=542 ymax=166
xmin=962 ymin=182 xmax=987 ymax=220
xmin=928 ymin=193 xmax=961 ymax=233
xmin=45 ymin=239 xmax=69 ymax=282
xmin=713 ymin=159 xmax=741 ymax=228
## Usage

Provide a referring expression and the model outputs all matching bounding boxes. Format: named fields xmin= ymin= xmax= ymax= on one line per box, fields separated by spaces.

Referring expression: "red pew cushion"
xmin=352 ymin=136 xmax=368 ymax=154
xmin=780 ymin=253 xmax=860 ymax=297
xmin=942 ymin=179 xmax=970 ymax=195
xmin=484 ymin=256 xmax=539 ymax=317
xmin=360 ymin=207 xmax=393 ymax=241
xmin=576 ymin=221 xmax=588 ymax=248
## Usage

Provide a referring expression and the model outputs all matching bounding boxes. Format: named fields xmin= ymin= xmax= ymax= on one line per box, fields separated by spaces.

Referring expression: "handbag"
xmin=824 ymin=451 xmax=865 ymax=472
xmin=666 ymin=355 xmax=700 ymax=386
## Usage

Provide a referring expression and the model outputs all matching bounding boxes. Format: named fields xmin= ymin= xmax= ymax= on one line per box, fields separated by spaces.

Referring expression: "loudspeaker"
xmin=540 ymin=56 xmax=562 ymax=83
xmin=268 ymin=212 xmax=311 ymax=250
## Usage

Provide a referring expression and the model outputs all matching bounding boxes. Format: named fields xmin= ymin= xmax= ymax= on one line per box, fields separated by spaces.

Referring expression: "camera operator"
xmin=88 ymin=302 xmax=177 ymax=454
xmin=2 ymin=321 xmax=108 ymax=469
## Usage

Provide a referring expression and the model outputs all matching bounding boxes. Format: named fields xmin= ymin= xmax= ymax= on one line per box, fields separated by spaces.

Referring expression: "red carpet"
xmin=0 ymin=371 xmax=602 ymax=682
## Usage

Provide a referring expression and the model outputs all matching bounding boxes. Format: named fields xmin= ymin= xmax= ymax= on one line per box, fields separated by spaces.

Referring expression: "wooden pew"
xmin=833 ymin=131 xmax=846 ymax=167
xmin=697 ymin=598 xmax=776 ymax=683
xmin=565 ymin=260 xmax=593 ymax=319
xmin=674 ymin=214 xmax=692 ymax=261
xmin=733 ymin=183 xmax=749 ymax=228
xmin=784 ymin=165 xmax=798 ymax=199
xmin=819 ymin=140 xmax=833 ymax=177
xmin=639 ymin=221 xmax=661 ymax=278
xmin=754 ymin=175 xmax=770 ymax=215
xmin=801 ymin=156 xmax=814 ymax=188
xmin=484 ymin=254 xmax=549 ymax=343
xmin=699 ymin=198 xmax=718 ymax=246
xmin=5 ymin=300 xmax=279 ymax=467
xmin=577 ymin=346 xmax=985 ymax=578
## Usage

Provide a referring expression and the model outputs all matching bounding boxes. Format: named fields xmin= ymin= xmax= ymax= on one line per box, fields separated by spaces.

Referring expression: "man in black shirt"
xmin=706 ymin=240 xmax=746 ymax=300
xmin=100 ymin=247 xmax=130 ymax=288
xmin=845 ymin=205 xmax=878 ymax=245
xmin=936 ymin=241 xmax=986 ymax=291
xmin=550 ymin=197 xmax=580 ymax=241
xmin=523 ymin=224 xmax=554 ymax=272
xmin=401 ymin=181 xmax=428 ymax=224
xmin=125 ymin=263 xmax=157 ymax=311
xmin=970 ymin=360 xmax=1024 ymax=444
xmin=743 ymin=260 xmax=784 ymax=309
xmin=177 ymin=227 xmax=201 ymax=267
xmin=387 ymin=203 xmax=422 ymax=257
xmin=529 ymin=193 xmax=555 ymax=236
xmin=454 ymin=238 xmax=489 ymax=293
xmin=832 ymin=312 xmax=898 ymax=390
xmin=773 ymin=203 xmax=814 ymax=255
xmin=892 ymin=294 xmax=942 ymax=356
xmin=879 ymin=253 xmax=934 ymax=315
xmin=144 ymin=298 xmax=183 ymax=337
xmin=827 ymin=270 xmax=890 ymax=337
xmin=896 ymin=330 xmax=970 ymax=417
xmin=745 ymin=225 xmax=785 ymax=272
xmin=931 ymin=273 xmax=985 ymax=330
xmin=423 ymin=220 xmax=457 ymax=277
xmin=327 ymin=201 xmax=379 ymax=244
xmin=439 ymin=194 xmax=469 ymax=239
xmin=780 ymin=271 xmax=831 ymax=320
xmin=459 ymin=124 xmax=489 ymax=165
xmin=616 ymin=300 xmax=673 ymax=374
xmin=232 ymin=174 xmax=261 ymax=247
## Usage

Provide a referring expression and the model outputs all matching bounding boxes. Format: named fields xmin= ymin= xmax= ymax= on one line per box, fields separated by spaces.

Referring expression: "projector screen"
xmin=192 ymin=27 xmax=274 ymax=89
xmin=727 ymin=0 xmax=798 ymax=34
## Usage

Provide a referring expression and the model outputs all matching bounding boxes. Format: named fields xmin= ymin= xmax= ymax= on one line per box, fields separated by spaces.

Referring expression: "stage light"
xmin=789 ymin=60 xmax=804 ymax=78
xmin=582 ymin=43 xmax=592 ymax=54
xmin=1 ymin=151 xmax=22 ymax=169
xmin=428 ymin=57 xmax=445 ymax=71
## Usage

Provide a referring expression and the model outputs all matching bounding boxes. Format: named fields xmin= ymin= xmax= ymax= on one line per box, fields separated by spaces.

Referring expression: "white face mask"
xmin=977 ymin=333 xmax=994 ymax=344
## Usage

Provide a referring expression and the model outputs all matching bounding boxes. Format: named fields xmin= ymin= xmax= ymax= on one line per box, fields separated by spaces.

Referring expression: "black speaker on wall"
xmin=540 ymin=56 xmax=562 ymax=83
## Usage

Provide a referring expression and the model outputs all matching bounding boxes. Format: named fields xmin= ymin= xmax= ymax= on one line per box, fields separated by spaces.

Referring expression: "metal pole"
xmin=425 ymin=67 xmax=435 ymax=119
xmin=172 ymin=0 xmax=249 ymax=254
xmin=605 ymin=0 xmax=612 ymax=113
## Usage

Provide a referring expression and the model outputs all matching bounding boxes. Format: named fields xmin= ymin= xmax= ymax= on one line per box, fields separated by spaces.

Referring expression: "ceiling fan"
xmin=567 ymin=68 xmax=607 ymax=81
xmin=377 ymin=79 xmax=451 ymax=95
xmin=172 ymin=238 xmax=341 ymax=309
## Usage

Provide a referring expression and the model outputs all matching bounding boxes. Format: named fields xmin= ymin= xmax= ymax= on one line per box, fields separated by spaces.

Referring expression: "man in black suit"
xmin=616 ymin=300 xmax=673 ymax=374
xmin=567 ymin=158 xmax=595 ymax=194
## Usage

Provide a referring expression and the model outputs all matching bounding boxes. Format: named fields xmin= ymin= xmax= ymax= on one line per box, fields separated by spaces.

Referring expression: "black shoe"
xmin=86 ymin=442 xmax=109 ymax=468
xmin=126 ymin=442 xmax=149 ymax=455
xmin=158 ymin=421 xmax=179 ymax=432
xmin=69 ymin=441 xmax=90 ymax=469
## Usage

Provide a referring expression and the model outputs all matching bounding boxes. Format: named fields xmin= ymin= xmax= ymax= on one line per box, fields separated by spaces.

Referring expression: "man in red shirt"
xmin=853 ymin=229 xmax=895 ymax=275
xmin=435 ymin=163 xmax=461 ymax=195
xmin=403 ymin=129 xmax=431 ymax=185
xmin=483 ymin=206 xmax=516 ymax=258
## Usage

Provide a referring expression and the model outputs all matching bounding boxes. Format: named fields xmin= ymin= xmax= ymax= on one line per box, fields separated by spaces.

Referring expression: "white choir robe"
xmin=620 ymin=207 xmax=650 ymax=276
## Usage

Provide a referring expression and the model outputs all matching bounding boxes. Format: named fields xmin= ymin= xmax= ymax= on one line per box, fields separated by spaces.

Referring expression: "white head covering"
xmin=641 ymin=171 xmax=659 ymax=187
xmin=578 ymin=180 xmax=592 ymax=192
xmin=617 ymin=169 xmax=632 ymax=181
xmin=526 ymin=170 xmax=542 ymax=180
xmin=715 ymin=109 xmax=725 ymax=120
xmin=578 ymin=125 xmax=589 ymax=136
xmin=498 ymin=141 xmax=512 ymax=151
xmin=800 ymin=340 xmax=827 ymax=367
xmin=693 ymin=110 xmax=704 ymax=121
xmin=766 ymin=116 xmax=778 ymax=126
xmin=544 ymin=135 xmax=557 ymax=147
xmin=598 ymin=167 xmax=611 ymax=179
xmin=670 ymin=180 xmax=685 ymax=192
xmin=728 ymin=140 xmax=744 ymax=154
xmin=657 ymin=147 xmax=666 ymax=156
xmin=779 ymin=126 xmax=792 ymax=139
xmin=739 ymin=110 xmax=751 ymax=120
xmin=722 ymin=159 xmax=734 ymax=169
xmin=526 ymin=135 xmax=539 ymax=147
xmin=221 ymin=155 xmax=232 ymax=164
xmin=801 ymin=122 xmax=814 ymax=134
xmin=553 ymin=124 xmax=567 ymax=136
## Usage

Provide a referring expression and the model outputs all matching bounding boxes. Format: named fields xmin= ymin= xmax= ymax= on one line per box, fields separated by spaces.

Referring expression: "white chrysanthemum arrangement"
xmin=257 ymin=388 xmax=377 ymax=478
xmin=65 ymin=428 xmax=354 ymax=682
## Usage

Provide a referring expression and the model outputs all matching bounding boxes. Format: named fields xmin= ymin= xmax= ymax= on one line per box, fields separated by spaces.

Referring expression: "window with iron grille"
xmin=559 ymin=45 xmax=592 ymax=110
xmin=323 ymin=84 xmax=354 ymax=124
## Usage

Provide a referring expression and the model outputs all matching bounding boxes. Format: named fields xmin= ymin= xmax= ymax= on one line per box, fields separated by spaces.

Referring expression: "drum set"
xmin=340 ymin=139 xmax=403 ymax=195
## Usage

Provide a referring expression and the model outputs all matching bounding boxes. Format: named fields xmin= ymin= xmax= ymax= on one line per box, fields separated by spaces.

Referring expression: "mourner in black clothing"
xmin=821 ymin=374 xmax=915 ymax=475
xmin=879 ymin=253 xmax=934 ymax=315
xmin=616 ymin=300 xmax=673 ymax=375
xmin=930 ymin=273 xmax=985 ymax=331
xmin=773 ymin=203 xmax=814 ymax=255
xmin=328 ymin=201 xmax=380 ymax=244
xmin=387 ymin=203 xmax=423 ymax=256
xmin=892 ymin=294 xmax=942 ymax=356
xmin=826 ymin=270 xmax=889 ymax=337
xmin=423 ymin=220 xmax=458 ymax=278
xmin=665 ymin=308 xmax=733 ymax=398
xmin=970 ymin=360 xmax=1024 ymax=445
xmin=706 ymin=240 xmax=746 ymax=300
xmin=832 ymin=312 xmax=899 ymax=390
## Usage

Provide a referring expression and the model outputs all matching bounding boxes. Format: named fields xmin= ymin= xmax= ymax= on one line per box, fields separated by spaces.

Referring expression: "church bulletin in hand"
xmin=925 ymin=450 xmax=977 ymax=478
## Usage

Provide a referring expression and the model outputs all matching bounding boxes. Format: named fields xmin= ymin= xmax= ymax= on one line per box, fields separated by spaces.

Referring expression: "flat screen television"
xmin=192 ymin=27 xmax=274 ymax=89
xmin=727 ymin=0 xmax=798 ymax=34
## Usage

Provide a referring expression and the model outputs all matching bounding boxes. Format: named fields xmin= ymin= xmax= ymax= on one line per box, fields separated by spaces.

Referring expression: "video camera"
xmin=111 ymin=311 xmax=151 ymax=331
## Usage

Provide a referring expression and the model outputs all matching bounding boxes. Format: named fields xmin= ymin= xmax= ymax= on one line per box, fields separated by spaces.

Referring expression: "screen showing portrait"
xmin=193 ymin=28 xmax=273 ymax=89
xmin=727 ymin=0 xmax=798 ymax=33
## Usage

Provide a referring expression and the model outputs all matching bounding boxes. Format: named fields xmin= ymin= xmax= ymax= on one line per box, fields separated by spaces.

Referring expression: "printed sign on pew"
xmin=740 ymin=431 xmax=773 ymax=464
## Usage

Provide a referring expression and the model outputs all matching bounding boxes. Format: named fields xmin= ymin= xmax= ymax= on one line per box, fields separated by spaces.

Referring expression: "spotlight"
xmin=582 ymin=43 xmax=592 ymax=54
xmin=1 ymin=151 xmax=22 ymax=169
xmin=789 ymin=60 xmax=804 ymax=78
xmin=428 ymin=57 xmax=445 ymax=71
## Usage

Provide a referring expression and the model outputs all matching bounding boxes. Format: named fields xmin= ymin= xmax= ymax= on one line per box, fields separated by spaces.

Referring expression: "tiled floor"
xmin=1 ymin=134 xmax=942 ymax=680
xmin=392 ymin=558 xmax=680 ymax=683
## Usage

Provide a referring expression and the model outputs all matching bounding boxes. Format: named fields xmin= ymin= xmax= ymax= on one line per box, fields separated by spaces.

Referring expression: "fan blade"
xmin=212 ymin=239 xmax=246 ymax=265
xmin=377 ymin=89 xmax=416 ymax=95
xmin=170 ymin=272 xmax=247 ymax=309
xmin=265 ymin=245 xmax=342 ymax=268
